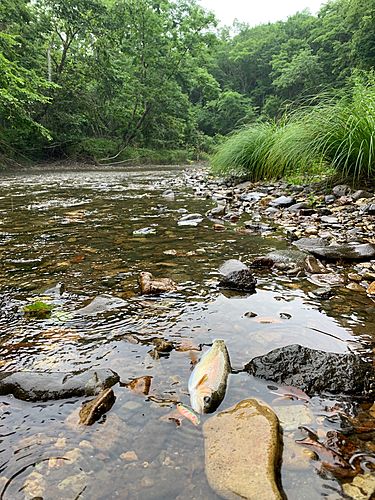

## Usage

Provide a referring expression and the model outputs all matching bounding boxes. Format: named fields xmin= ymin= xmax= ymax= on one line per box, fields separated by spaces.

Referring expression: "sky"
xmin=198 ymin=0 xmax=326 ymax=27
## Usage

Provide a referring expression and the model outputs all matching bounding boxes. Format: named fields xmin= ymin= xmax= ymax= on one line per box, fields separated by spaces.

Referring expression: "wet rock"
xmin=219 ymin=269 xmax=257 ymax=292
xmin=269 ymin=196 xmax=296 ymax=208
xmin=0 ymin=369 xmax=119 ymax=401
xmin=307 ymin=273 xmax=345 ymax=287
xmin=265 ymin=249 xmax=307 ymax=270
xmin=203 ymin=399 xmax=282 ymax=500
xmin=207 ymin=205 xmax=226 ymax=217
xmin=177 ymin=213 xmax=203 ymax=226
xmin=321 ymin=216 xmax=338 ymax=224
xmin=333 ymin=184 xmax=351 ymax=197
xmin=218 ymin=259 xmax=249 ymax=276
xmin=240 ymin=192 xmax=267 ymax=202
xmin=139 ymin=272 xmax=177 ymax=295
xmin=75 ymin=294 xmax=127 ymax=315
xmin=250 ymin=256 xmax=275 ymax=269
xmin=325 ymin=195 xmax=336 ymax=204
xmin=245 ymin=344 xmax=374 ymax=399
xmin=304 ymin=255 xmax=327 ymax=274
xmin=133 ymin=227 xmax=157 ymax=236
xmin=346 ymin=282 xmax=365 ymax=292
xmin=294 ymin=239 xmax=375 ymax=261
xmin=342 ymin=473 xmax=375 ymax=500
xmin=362 ymin=203 xmax=375 ymax=215
xmin=152 ymin=338 xmax=174 ymax=353
xmin=367 ymin=281 xmax=375 ymax=295
xmin=311 ymin=287 xmax=334 ymax=300
xmin=273 ymin=405 xmax=313 ymax=431
xmin=79 ymin=388 xmax=116 ymax=425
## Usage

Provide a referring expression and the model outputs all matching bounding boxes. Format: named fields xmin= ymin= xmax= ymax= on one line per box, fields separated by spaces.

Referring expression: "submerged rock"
xmin=0 ymin=369 xmax=119 ymax=401
xmin=245 ymin=345 xmax=374 ymax=400
xmin=75 ymin=294 xmax=127 ymax=316
xmin=79 ymin=388 xmax=116 ymax=425
xmin=203 ymin=399 xmax=282 ymax=500
xmin=139 ymin=271 xmax=177 ymax=295
xmin=219 ymin=269 xmax=257 ymax=292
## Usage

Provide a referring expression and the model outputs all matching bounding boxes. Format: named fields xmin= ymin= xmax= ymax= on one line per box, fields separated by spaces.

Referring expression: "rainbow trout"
xmin=188 ymin=340 xmax=231 ymax=414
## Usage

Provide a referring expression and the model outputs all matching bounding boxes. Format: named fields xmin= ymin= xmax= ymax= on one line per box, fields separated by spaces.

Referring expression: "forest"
xmin=1 ymin=0 xmax=375 ymax=178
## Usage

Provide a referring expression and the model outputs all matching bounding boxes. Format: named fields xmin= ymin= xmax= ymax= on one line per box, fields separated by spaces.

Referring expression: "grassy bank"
xmin=211 ymin=80 xmax=375 ymax=183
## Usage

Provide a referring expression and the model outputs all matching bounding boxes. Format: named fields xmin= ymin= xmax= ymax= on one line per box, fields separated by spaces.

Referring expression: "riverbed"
xmin=0 ymin=165 xmax=373 ymax=499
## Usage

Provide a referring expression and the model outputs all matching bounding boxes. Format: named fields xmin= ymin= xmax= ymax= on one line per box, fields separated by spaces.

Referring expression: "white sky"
xmin=198 ymin=0 xmax=327 ymax=27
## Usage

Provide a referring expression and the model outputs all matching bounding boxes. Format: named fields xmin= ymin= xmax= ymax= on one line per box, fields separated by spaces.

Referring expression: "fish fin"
xmin=195 ymin=374 xmax=208 ymax=389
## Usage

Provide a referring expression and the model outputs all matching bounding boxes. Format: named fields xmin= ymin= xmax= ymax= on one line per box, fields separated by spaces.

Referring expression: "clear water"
xmin=0 ymin=165 xmax=373 ymax=499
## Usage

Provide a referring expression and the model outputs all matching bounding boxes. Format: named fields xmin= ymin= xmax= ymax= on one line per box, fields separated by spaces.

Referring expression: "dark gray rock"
xmin=245 ymin=344 xmax=374 ymax=399
xmin=269 ymin=196 xmax=296 ymax=208
xmin=287 ymin=202 xmax=310 ymax=212
xmin=325 ymin=195 xmax=336 ymax=204
xmin=295 ymin=239 xmax=375 ymax=261
xmin=219 ymin=269 xmax=256 ymax=292
xmin=333 ymin=185 xmax=351 ymax=197
xmin=0 ymin=369 xmax=120 ymax=401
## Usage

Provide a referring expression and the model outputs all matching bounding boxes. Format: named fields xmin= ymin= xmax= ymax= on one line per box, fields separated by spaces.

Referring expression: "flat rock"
xmin=307 ymin=273 xmax=345 ymax=287
xmin=75 ymin=294 xmax=127 ymax=316
xmin=245 ymin=344 xmax=374 ymax=399
xmin=240 ymin=192 xmax=267 ymax=202
xmin=177 ymin=213 xmax=203 ymax=226
xmin=203 ymin=399 xmax=282 ymax=500
xmin=294 ymin=239 xmax=375 ymax=261
xmin=0 ymin=369 xmax=119 ymax=401
xmin=269 ymin=196 xmax=296 ymax=208
xmin=218 ymin=259 xmax=249 ymax=276
xmin=139 ymin=271 xmax=177 ymax=295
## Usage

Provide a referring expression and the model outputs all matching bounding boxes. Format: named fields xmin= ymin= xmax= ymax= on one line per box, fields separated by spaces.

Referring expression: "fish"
xmin=188 ymin=339 xmax=231 ymax=414
xmin=176 ymin=403 xmax=200 ymax=426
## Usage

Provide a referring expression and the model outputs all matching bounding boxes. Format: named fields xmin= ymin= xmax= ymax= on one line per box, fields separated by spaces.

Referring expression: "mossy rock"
xmin=23 ymin=301 xmax=54 ymax=319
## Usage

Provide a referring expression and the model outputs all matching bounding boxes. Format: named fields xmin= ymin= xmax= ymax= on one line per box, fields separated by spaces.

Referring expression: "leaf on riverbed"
xmin=70 ymin=254 xmax=85 ymax=264
xmin=122 ymin=376 xmax=152 ymax=395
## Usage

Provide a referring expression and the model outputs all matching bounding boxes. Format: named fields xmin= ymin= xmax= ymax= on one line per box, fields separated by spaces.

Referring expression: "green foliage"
xmin=211 ymin=80 xmax=375 ymax=181
xmin=23 ymin=300 xmax=54 ymax=319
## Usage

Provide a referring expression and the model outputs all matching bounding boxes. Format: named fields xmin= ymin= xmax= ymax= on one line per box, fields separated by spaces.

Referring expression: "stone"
xmin=219 ymin=269 xmax=257 ymax=292
xmin=287 ymin=202 xmax=310 ymax=212
xmin=269 ymin=196 xmax=296 ymax=208
xmin=352 ymin=190 xmax=372 ymax=201
xmin=132 ymin=227 xmax=157 ymax=236
xmin=240 ymin=192 xmax=267 ymax=202
xmin=273 ymin=405 xmax=313 ymax=431
xmin=79 ymin=388 xmax=116 ymax=425
xmin=139 ymin=271 xmax=177 ymax=295
xmin=218 ymin=259 xmax=249 ymax=276
xmin=294 ymin=239 xmax=375 ymax=261
xmin=311 ymin=287 xmax=334 ymax=300
xmin=203 ymin=399 xmax=282 ymax=500
xmin=250 ymin=256 xmax=275 ymax=269
xmin=367 ymin=281 xmax=375 ymax=295
xmin=346 ymin=282 xmax=365 ymax=292
xmin=307 ymin=273 xmax=345 ymax=287
xmin=75 ymin=294 xmax=127 ymax=316
xmin=245 ymin=344 xmax=374 ymax=400
xmin=265 ymin=249 xmax=307 ymax=270
xmin=342 ymin=473 xmax=375 ymax=500
xmin=332 ymin=184 xmax=351 ymax=197
xmin=321 ymin=216 xmax=338 ymax=224
xmin=177 ymin=213 xmax=203 ymax=226
xmin=207 ymin=205 xmax=226 ymax=217
xmin=0 ymin=369 xmax=119 ymax=401
xmin=324 ymin=195 xmax=336 ymax=204
xmin=121 ymin=450 xmax=138 ymax=462
xmin=162 ymin=189 xmax=175 ymax=200
xmin=304 ymin=255 xmax=327 ymax=274
xmin=362 ymin=203 xmax=375 ymax=215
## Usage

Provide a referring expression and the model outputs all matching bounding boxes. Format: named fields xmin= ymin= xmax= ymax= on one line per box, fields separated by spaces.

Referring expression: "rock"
xmin=265 ymin=249 xmax=307 ymax=270
xmin=0 ymin=369 xmax=119 ymax=401
xmin=203 ymin=399 xmax=282 ymax=500
xmin=362 ymin=203 xmax=375 ymax=215
xmin=213 ymin=223 xmax=226 ymax=231
xmin=152 ymin=338 xmax=174 ymax=353
xmin=177 ymin=213 xmax=203 ymax=226
xmin=303 ymin=255 xmax=327 ymax=274
xmin=333 ymin=184 xmax=351 ymax=197
xmin=218 ymin=259 xmax=249 ymax=276
xmin=367 ymin=281 xmax=375 ymax=295
xmin=245 ymin=344 xmax=374 ymax=399
xmin=273 ymin=405 xmax=313 ymax=431
xmin=346 ymin=282 xmax=365 ymax=292
xmin=75 ymin=294 xmax=127 ymax=316
xmin=269 ymin=196 xmax=296 ymax=208
xmin=325 ymin=195 xmax=336 ymax=204
xmin=294 ymin=239 xmax=375 ymax=261
xmin=321 ymin=216 xmax=338 ymax=224
xmin=162 ymin=189 xmax=175 ymax=200
xmin=132 ymin=227 xmax=157 ymax=236
xmin=219 ymin=269 xmax=257 ymax=292
xmin=287 ymin=202 xmax=310 ymax=212
xmin=250 ymin=256 xmax=275 ymax=269
xmin=139 ymin=272 xmax=177 ymax=295
xmin=240 ymin=192 xmax=267 ymax=202
xmin=79 ymin=388 xmax=116 ymax=425
xmin=307 ymin=273 xmax=345 ymax=287
xmin=342 ymin=473 xmax=375 ymax=500
xmin=352 ymin=190 xmax=372 ymax=201
xmin=311 ymin=287 xmax=334 ymax=300
xmin=207 ymin=205 xmax=226 ymax=217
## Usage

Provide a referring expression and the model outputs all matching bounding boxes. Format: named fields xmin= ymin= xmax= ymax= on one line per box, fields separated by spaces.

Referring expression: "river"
xmin=0 ymin=165 xmax=373 ymax=499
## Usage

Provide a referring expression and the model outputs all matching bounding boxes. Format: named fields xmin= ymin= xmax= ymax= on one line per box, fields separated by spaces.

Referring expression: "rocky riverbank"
xmin=179 ymin=167 xmax=375 ymax=299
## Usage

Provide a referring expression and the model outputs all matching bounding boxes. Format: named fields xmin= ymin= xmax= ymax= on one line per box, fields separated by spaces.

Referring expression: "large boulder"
xmin=294 ymin=239 xmax=375 ymax=261
xmin=0 ymin=369 xmax=119 ymax=401
xmin=219 ymin=269 xmax=257 ymax=292
xmin=245 ymin=345 xmax=374 ymax=400
xmin=203 ymin=399 xmax=283 ymax=500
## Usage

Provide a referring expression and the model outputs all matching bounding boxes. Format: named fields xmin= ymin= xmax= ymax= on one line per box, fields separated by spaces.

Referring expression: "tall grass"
xmin=211 ymin=80 xmax=375 ymax=182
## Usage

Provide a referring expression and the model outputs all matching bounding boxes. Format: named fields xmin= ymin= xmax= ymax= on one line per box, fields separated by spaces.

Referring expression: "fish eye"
xmin=203 ymin=396 xmax=211 ymax=404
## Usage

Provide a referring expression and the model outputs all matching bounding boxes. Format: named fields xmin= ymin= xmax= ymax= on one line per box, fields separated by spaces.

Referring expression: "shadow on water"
xmin=0 ymin=165 xmax=373 ymax=499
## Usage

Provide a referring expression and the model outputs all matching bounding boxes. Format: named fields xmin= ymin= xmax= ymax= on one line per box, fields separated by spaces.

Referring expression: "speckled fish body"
xmin=176 ymin=403 xmax=200 ymax=426
xmin=188 ymin=340 xmax=231 ymax=414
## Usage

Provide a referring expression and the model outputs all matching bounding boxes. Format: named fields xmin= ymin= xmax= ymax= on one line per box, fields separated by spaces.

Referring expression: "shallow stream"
xmin=0 ymin=165 xmax=373 ymax=499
